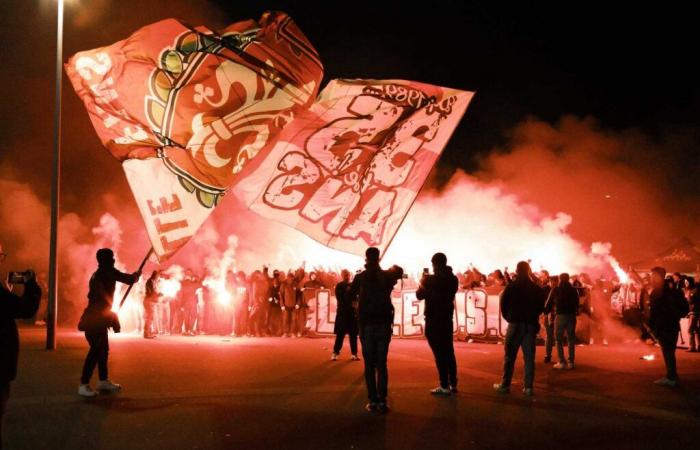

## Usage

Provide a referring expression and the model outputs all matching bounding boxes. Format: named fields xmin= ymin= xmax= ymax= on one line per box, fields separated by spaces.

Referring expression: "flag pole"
xmin=118 ymin=247 xmax=154 ymax=310
xmin=47 ymin=0 xmax=64 ymax=350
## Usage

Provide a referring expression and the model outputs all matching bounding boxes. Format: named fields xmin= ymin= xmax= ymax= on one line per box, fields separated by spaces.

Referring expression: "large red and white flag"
xmin=235 ymin=79 xmax=473 ymax=257
xmin=66 ymin=13 xmax=323 ymax=260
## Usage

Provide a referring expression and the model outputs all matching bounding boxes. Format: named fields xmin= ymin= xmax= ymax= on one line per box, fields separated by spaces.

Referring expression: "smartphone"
xmin=8 ymin=271 xmax=29 ymax=284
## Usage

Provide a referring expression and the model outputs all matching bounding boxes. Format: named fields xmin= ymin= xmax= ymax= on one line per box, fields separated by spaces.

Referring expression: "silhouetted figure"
xmin=494 ymin=261 xmax=545 ymax=396
xmin=281 ymin=270 xmax=301 ymax=337
xmin=0 ymin=245 xmax=41 ymax=448
xmin=542 ymin=275 xmax=559 ymax=363
xmin=649 ymin=266 xmax=689 ymax=387
xmin=268 ymin=271 xmax=283 ymax=336
xmin=332 ymin=270 xmax=359 ymax=360
xmin=550 ymin=273 xmax=580 ymax=369
xmin=416 ymin=252 xmax=459 ymax=395
xmin=688 ymin=281 xmax=700 ymax=352
xmin=78 ymin=248 xmax=140 ymax=397
xmin=249 ymin=270 xmax=269 ymax=337
xmin=350 ymin=247 xmax=403 ymax=413
xmin=180 ymin=269 xmax=200 ymax=336
xmin=143 ymin=270 xmax=160 ymax=339
xmin=233 ymin=271 xmax=250 ymax=337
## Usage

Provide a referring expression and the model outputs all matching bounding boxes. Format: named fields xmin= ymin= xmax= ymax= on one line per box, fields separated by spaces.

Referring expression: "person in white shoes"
xmin=416 ymin=253 xmax=459 ymax=396
xmin=78 ymin=248 xmax=140 ymax=397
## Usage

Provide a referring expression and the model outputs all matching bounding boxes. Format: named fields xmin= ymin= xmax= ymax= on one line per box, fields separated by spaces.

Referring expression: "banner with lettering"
xmin=235 ymin=79 xmax=473 ymax=257
xmin=65 ymin=13 xmax=323 ymax=259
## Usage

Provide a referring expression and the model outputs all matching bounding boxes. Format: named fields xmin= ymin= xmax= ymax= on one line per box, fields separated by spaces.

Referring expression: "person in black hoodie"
xmin=648 ymin=266 xmax=689 ymax=387
xmin=550 ymin=273 xmax=580 ymax=370
xmin=688 ymin=281 xmax=700 ymax=352
xmin=493 ymin=261 xmax=545 ymax=396
xmin=78 ymin=248 xmax=140 ymax=398
xmin=416 ymin=252 xmax=459 ymax=395
xmin=350 ymin=247 xmax=403 ymax=413
xmin=332 ymin=270 xmax=359 ymax=360
xmin=0 ymin=245 xmax=41 ymax=448
xmin=542 ymin=275 xmax=559 ymax=363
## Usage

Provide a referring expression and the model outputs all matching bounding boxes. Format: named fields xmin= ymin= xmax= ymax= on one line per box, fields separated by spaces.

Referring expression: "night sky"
xmin=213 ymin=1 xmax=700 ymax=173
xmin=2 ymin=1 xmax=697 ymax=177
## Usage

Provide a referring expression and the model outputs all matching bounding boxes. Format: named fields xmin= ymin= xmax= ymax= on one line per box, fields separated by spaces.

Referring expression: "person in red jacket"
xmin=0 ymin=245 xmax=41 ymax=448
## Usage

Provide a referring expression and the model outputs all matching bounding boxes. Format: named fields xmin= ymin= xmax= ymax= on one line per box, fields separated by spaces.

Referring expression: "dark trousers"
xmin=688 ymin=315 xmax=699 ymax=351
xmin=296 ymin=307 xmax=308 ymax=336
xmin=81 ymin=329 xmax=109 ymax=384
xmin=658 ymin=329 xmax=679 ymax=380
xmin=1 ymin=382 xmax=9 ymax=450
xmin=555 ymin=314 xmax=576 ymax=364
xmin=544 ymin=315 xmax=555 ymax=358
xmin=501 ymin=322 xmax=537 ymax=389
xmin=268 ymin=307 xmax=282 ymax=336
xmin=333 ymin=331 xmax=358 ymax=355
xmin=234 ymin=306 xmax=248 ymax=336
xmin=282 ymin=308 xmax=296 ymax=335
xmin=144 ymin=301 xmax=157 ymax=337
xmin=425 ymin=320 xmax=457 ymax=389
xmin=184 ymin=302 xmax=198 ymax=332
xmin=360 ymin=324 xmax=392 ymax=403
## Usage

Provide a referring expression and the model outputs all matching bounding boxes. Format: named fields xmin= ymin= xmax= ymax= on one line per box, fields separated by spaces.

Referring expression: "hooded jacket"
xmin=416 ymin=265 xmax=459 ymax=323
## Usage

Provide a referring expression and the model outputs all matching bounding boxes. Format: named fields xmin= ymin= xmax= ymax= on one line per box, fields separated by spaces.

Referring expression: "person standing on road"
xmin=648 ymin=266 xmax=689 ymax=387
xmin=416 ymin=252 xmax=459 ymax=395
xmin=493 ymin=261 xmax=545 ymax=396
xmin=0 ymin=245 xmax=41 ymax=448
xmin=331 ymin=270 xmax=359 ymax=361
xmin=78 ymin=248 xmax=140 ymax=398
xmin=542 ymin=275 xmax=559 ymax=363
xmin=350 ymin=247 xmax=403 ymax=413
xmin=551 ymin=273 xmax=580 ymax=370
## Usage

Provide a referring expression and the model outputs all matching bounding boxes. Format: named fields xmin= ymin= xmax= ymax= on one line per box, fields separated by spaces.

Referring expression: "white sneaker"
xmin=430 ymin=386 xmax=452 ymax=395
xmin=602 ymin=339 xmax=609 ymax=346
xmin=351 ymin=354 xmax=361 ymax=361
xmin=331 ymin=353 xmax=338 ymax=361
xmin=78 ymin=384 xmax=98 ymax=398
xmin=589 ymin=338 xmax=594 ymax=345
xmin=567 ymin=362 xmax=576 ymax=370
xmin=97 ymin=379 xmax=122 ymax=393
xmin=553 ymin=362 xmax=568 ymax=370
xmin=493 ymin=383 xmax=510 ymax=393
xmin=653 ymin=378 xmax=678 ymax=387
xmin=522 ymin=387 xmax=534 ymax=396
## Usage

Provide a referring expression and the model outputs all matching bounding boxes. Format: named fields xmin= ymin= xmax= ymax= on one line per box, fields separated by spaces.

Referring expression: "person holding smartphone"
xmin=0 ymin=244 xmax=41 ymax=448
xmin=416 ymin=253 xmax=459 ymax=395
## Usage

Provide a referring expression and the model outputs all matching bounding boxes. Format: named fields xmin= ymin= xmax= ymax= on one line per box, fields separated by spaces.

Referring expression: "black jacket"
xmin=80 ymin=264 xmax=138 ymax=332
xmin=351 ymin=262 xmax=401 ymax=326
xmin=0 ymin=281 xmax=41 ymax=384
xmin=649 ymin=286 xmax=689 ymax=333
xmin=500 ymin=278 xmax=545 ymax=325
xmin=547 ymin=281 xmax=580 ymax=315
xmin=416 ymin=266 xmax=459 ymax=323
xmin=334 ymin=280 xmax=358 ymax=335
xmin=87 ymin=265 xmax=139 ymax=311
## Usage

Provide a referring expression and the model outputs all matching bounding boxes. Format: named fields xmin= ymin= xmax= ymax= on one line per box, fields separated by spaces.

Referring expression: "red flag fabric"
xmin=66 ymin=13 xmax=323 ymax=260
xmin=235 ymin=79 xmax=473 ymax=257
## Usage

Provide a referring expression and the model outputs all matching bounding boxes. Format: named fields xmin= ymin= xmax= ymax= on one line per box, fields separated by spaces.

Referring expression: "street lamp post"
xmin=47 ymin=0 xmax=64 ymax=350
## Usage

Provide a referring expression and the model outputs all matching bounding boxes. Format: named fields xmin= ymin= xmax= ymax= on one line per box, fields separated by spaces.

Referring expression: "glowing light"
xmin=203 ymin=277 xmax=231 ymax=306
xmin=158 ymin=277 xmax=182 ymax=299
xmin=641 ymin=354 xmax=655 ymax=361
